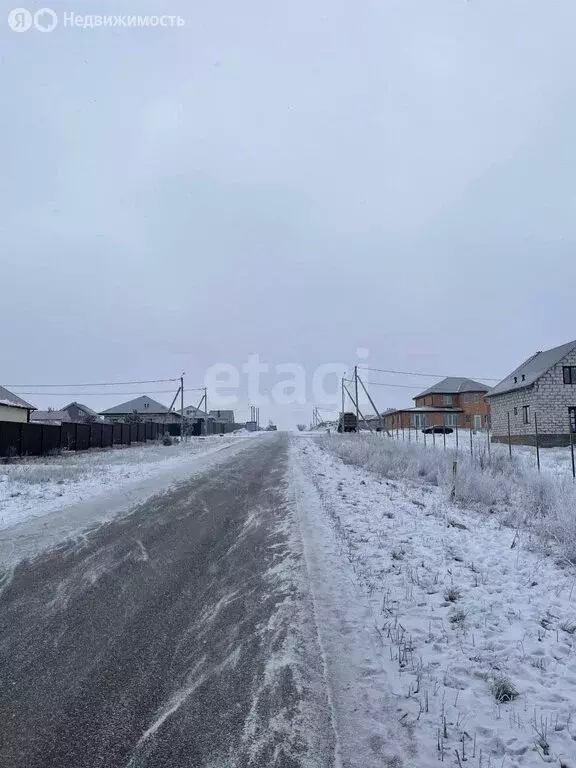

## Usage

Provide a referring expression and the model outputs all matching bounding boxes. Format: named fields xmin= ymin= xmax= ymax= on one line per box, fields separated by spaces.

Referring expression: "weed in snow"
xmin=490 ymin=674 xmax=518 ymax=703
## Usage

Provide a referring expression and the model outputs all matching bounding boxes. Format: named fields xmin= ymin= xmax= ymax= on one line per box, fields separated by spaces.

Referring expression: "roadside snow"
xmin=294 ymin=436 xmax=576 ymax=768
xmin=390 ymin=429 xmax=576 ymax=479
xmin=0 ymin=435 xmax=253 ymax=531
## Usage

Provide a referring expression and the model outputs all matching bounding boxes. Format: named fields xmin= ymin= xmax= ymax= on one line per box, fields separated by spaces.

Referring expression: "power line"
xmin=362 ymin=381 xmax=426 ymax=389
xmin=13 ymin=387 xmax=206 ymax=397
xmin=360 ymin=366 xmax=500 ymax=382
xmin=4 ymin=377 xmax=180 ymax=388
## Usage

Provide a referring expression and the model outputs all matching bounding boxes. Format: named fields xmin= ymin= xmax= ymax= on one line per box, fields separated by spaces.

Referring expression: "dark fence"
xmin=0 ymin=420 xmax=167 ymax=459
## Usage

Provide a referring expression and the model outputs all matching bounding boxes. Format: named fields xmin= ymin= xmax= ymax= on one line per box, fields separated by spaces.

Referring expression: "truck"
xmin=337 ymin=411 xmax=357 ymax=433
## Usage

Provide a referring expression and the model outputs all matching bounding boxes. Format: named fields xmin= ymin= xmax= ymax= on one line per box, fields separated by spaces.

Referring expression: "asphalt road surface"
xmin=0 ymin=434 xmax=335 ymax=768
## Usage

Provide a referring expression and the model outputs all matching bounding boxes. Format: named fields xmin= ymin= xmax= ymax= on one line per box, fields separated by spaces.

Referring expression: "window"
xmin=443 ymin=395 xmax=453 ymax=406
xmin=569 ymin=407 xmax=576 ymax=434
xmin=513 ymin=407 xmax=518 ymax=416
xmin=514 ymin=377 xmax=518 ymax=384
xmin=411 ymin=413 xmax=429 ymax=428
xmin=522 ymin=405 xmax=530 ymax=424
xmin=444 ymin=413 xmax=459 ymax=427
xmin=465 ymin=415 xmax=471 ymax=423
xmin=563 ymin=366 xmax=576 ymax=385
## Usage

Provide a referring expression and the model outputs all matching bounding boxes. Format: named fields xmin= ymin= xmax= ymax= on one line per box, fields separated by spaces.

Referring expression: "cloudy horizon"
xmin=2 ymin=0 xmax=575 ymax=428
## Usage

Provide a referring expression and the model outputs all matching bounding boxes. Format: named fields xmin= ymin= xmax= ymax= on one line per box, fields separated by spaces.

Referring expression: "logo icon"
xmin=34 ymin=7 xmax=57 ymax=31
xmin=7 ymin=7 xmax=32 ymax=31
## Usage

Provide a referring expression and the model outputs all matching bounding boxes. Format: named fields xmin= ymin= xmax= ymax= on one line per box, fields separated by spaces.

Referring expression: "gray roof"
xmin=0 ymin=385 xmax=35 ymax=410
xmin=184 ymin=405 xmax=208 ymax=419
xmin=62 ymin=401 xmax=99 ymax=416
xmin=415 ymin=377 xmax=491 ymax=399
xmin=486 ymin=339 xmax=576 ymax=398
xmin=31 ymin=410 xmax=72 ymax=423
xmin=99 ymin=395 xmax=175 ymax=415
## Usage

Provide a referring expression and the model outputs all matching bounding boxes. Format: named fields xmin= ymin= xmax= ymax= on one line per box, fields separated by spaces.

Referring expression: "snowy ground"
xmin=296 ymin=435 xmax=576 ymax=768
xmin=0 ymin=434 xmax=255 ymax=531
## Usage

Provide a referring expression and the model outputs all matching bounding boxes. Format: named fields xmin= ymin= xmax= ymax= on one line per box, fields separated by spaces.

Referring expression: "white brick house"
xmin=486 ymin=340 xmax=576 ymax=447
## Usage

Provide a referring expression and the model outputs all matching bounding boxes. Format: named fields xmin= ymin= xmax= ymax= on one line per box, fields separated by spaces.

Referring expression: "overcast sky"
xmin=2 ymin=0 xmax=575 ymax=428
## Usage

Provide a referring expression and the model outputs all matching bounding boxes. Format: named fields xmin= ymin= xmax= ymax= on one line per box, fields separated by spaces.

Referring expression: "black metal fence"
xmin=0 ymin=420 xmax=171 ymax=459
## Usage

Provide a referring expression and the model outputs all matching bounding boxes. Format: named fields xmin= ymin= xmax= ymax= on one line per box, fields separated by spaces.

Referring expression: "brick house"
xmin=485 ymin=340 xmax=576 ymax=447
xmin=383 ymin=377 xmax=491 ymax=432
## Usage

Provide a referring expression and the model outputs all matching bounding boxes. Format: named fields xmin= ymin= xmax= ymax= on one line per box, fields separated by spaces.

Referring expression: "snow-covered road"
xmin=2 ymin=433 xmax=575 ymax=767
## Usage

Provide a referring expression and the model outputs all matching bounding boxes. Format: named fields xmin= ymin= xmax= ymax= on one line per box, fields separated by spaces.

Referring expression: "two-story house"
xmin=485 ymin=339 xmax=576 ymax=447
xmin=383 ymin=377 xmax=491 ymax=432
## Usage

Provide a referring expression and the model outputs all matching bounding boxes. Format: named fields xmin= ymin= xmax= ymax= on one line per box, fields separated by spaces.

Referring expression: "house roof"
xmin=486 ymin=339 xmax=576 ymax=398
xmin=62 ymin=401 xmax=99 ymax=416
xmin=415 ymin=377 xmax=491 ymax=399
xmin=99 ymin=395 xmax=176 ymax=415
xmin=184 ymin=406 xmax=209 ymax=419
xmin=31 ymin=410 xmax=72 ymax=423
xmin=385 ymin=406 xmax=463 ymax=415
xmin=0 ymin=385 xmax=35 ymax=411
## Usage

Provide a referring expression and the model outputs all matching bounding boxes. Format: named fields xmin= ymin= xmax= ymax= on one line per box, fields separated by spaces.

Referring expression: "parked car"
xmin=422 ymin=426 xmax=453 ymax=435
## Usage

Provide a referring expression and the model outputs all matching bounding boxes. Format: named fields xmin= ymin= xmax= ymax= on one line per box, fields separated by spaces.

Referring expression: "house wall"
xmin=412 ymin=392 xmax=490 ymax=428
xmin=383 ymin=411 xmax=467 ymax=431
xmin=489 ymin=348 xmax=576 ymax=446
xmin=0 ymin=405 xmax=28 ymax=423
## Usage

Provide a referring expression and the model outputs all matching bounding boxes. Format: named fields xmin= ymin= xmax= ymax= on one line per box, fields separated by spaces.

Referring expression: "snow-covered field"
xmin=388 ymin=428 xmax=576 ymax=479
xmin=0 ymin=435 xmax=251 ymax=531
xmin=296 ymin=435 xmax=576 ymax=768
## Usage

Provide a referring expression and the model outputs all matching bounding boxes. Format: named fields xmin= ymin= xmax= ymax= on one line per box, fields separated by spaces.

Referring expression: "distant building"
xmin=99 ymin=396 xmax=181 ymax=424
xmin=486 ymin=339 xmax=576 ymax=447
xmin=209 ymin=410 xmax=235 ymax=424
xmin=183 ymin=405 xmax=209 ymax=435
xmin=30 ymin=410 xmax=72 ymax=426
xmin=383 ymin=377 xmax=491 ymax=432
xmin=0 ymin=386 xmax=35 ymax=423
xmin=61 ymin=402 xmax=100 ymax=423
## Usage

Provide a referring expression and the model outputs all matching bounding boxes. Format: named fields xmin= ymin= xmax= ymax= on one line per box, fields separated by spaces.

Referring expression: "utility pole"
xmin=354 ymin=365 xmax=360 ymax=431
xmin=180 ymin=373 xmax=185 ymax=442
xmin=341 ymin=377 xmax=345 ymax=432
xmin=204 ymin=387 xmax=208 ymax=436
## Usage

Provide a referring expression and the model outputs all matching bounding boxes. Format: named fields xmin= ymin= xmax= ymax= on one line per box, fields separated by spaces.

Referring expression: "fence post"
xmin=534 ymin=412 xmax=540 ymax=473
xmin=469 ymin=427 xmax=473 ymax=460
xmin=424 ymin=430 xmax=427 ymax=447
xmin=432 ymin=428 xmax=436 ymax=448
xmin=18 ymin=422 xmax=23 ymax=457
xmin=75 ymin=422 xmax=78 ymax=451
xmin=507 ymin=412 xmax=512 ymax=458
xmin=569 ymin=414 xmax=575 ymax=481
xmin=455 ymin=425 xmax=459 ymax=451
xmin=39 ymin=425 xmax=44 ymax=456
xmin=450 ymin=460 xmax=457 ymax=501
xmin=486 ymin=420 xmax=491 ymax=458
xmin=443 ymin=429 xmax=446 ymax=450
xmin=59 ymin=423 xmax=63 ymax=454
xmin=402 ymin=426 xmax=405 ymax=441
